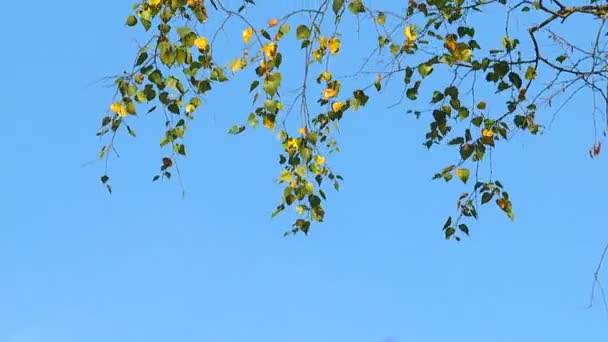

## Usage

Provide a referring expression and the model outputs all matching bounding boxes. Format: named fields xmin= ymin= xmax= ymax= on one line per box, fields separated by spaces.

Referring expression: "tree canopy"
xmin=98 ymin=0 xmax=608 ymax=239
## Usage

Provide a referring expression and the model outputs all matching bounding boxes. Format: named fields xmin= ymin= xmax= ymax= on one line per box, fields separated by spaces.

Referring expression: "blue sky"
xmin=2 ymin=1 xmax=608 ymax=341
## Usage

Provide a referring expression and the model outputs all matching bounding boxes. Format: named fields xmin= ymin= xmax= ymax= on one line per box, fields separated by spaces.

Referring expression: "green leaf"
xmin=263 ymin=72 xmax=282 ymax=97
xmin=332 ymin=0 xmax=345 ymax=14
xmin=508 ymin=72 xmax=522 ymax=89
xmin=347 ymin=0 xmax=365 ymax=14
xmin=458 ymin=224 xmax=470 ymax=236
xmin=443 ymin=216 xmax=452 ymax=230
xmin=444 ymin=227 xmax=456 ymax=240
xmin=460 ymin=144 xmax=473 ymax=160
xmin=126 ymin=15 xmax=138 ymax=26
xmin=228 ymin=125 xmax=246 ymax=135
xmin=296 ymin=25 xmax=311 ymax=40
xmin=271 ymin=204 xmax=285 ymax=218
xmin=481 ymin=192 xmax=493 ymax=204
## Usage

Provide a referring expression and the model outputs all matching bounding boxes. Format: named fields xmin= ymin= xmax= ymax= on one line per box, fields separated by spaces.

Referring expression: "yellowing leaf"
xmin=452 ymin=43 xmax=472 ymax=62
xmin=320 ymin=71 xmax=332 ymax=82
xmin=298 ymin=126 xmax=309 ymax=135
xmin=328 ymin=37 xmax=341 ymax=54
xmin=278 ymin=169 xmax=293 ymax=183
xmin=331 ymin=101 xmax=345 ymax=112
xmin=315 ymin=155 xmax=326 ymax=165
xmin=231 ymin=59 xmax=245 ymax=72
xmin=312 ymin=49 xmax=324 ymax=62
xmin=110 ymin=102 xmax=128 ymax=118
xmin=286 ymin=138 xmax=299 ymax=152
xmin=318 ymin=36 xmax=328 ymax=48
xmin=110 ymin=102 xmax=121 ymax=113
xmin=296 ymin=205 xmax=305 ymax=215
xmin=263 ymin=115 xmax=275 ymax=130
xmin=149 ymin=0 xmax=162 ymax=7
xmin=322 ymin=88 xmax=338 ymax=100
xmin=482 ymin=128 xmax=495 ymax=145
xmin=455 ymin=168 xmax=470 ymax=184
xmin=194 ymin=36 xmax=209 ymax=51
xmin=185 ymin=104 xmax=196 ymax=113
xmin=242 ymin=27 xmax=254 ymax=44
xmin=376 ymin=12 xmax=386 ymax=25
xmin=404 ymin=25 xmax=417 ymax=41
xmin=262 ymin=42 xmax=277 ymax=60
xmin=444 ymin=39 xmax=457 ymax=52
xmin=268 ymin=18 xmax=278 ymax=27
xmin=525 ymin=66 xmax=537 ymax=80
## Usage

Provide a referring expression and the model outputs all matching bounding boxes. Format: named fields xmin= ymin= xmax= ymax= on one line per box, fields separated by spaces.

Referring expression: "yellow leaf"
xmin=134 ymin=74 xmax=145 ymax=84
xmin=404 ymin=25 xmax=417 ymax=41
xmin=286 ymin=138 xmax=299 ymax=152
xmin=298 ymin=126 xmax=309 ymax=135
xmin=268 ymin=18 xmax=278 ymax=27
xmin=525 ymin=66 xmax=537 ymax=80
xmin=482 ymin=128 xmax=494 ymax=138
xmin=312 ymin=49 xmax=324 ymax=62
xmin=452 ymin=43 xmax=472 ymax=62
xmin=242 ymin=27 xmax=254 ymax=44
xmin=110 ymin=102 xmax=128 ymax=118
xmin=322 ymin=88 xmax=337 ymax=100
xmin=279 ymin=169 xmax=293 ymax=183
xmin=263 ymin=115 xmax=275 ymax=130
xmin=262 ymin=42 xmax=277 ymax=60
xmin=185 ymin=104 xmax=196 ymax=113
xmin=231 ymin=59 xmax=244 ymax=72
xmin=328 ymin=37 xmax=341 ymax=55
xmin=110 ymin=102 xmax=121 ymax=113
xmin=376 ymin=12 xmax=386 ymax=25
xmin=444 ymin=39 xmax=457 ymax=52
xmin=331 ymin=101 xmax=345 ymax=112
xmin=320 ymin=71 xmax=332 ymax=82
xmin=149 ymin=0 xmax=162 ymax=7
xmin=194 ymin=36 xmax=209 ymax=51
xmin=315 ymin=155 xmax=326 ymax=165
xmin=318 ymin=36 xmax=328 ymax=48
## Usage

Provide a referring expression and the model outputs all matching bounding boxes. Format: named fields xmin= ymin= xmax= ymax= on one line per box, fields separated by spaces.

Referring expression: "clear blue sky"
xmin=2 ymin=1 xmax=608 ymax=341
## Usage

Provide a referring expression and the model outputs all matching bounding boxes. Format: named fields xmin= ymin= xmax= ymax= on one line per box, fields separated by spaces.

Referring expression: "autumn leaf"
xmin=110 ymin=102 xmax=128 ymax=118
xmin=328 ymin=37 xmax=341 ymax=54
xmin=231 ymin=59 xmax=245 ymax=72
xmin=242 ymin=27 xmax=254 ymax=44
xmin=315 ymin=155 xmax=326 ymax=165
xmin=331 ymin=101 xmax=345 ymax=112
xmin=322 ymin=88 xmax=338 ymax=100
xmin=404 ymin=25 xmax=417 ymax=41
xmin=194 ymin=36 xmax=209 ymax=51
xmin=525 ymin=66 xmax=537 ymax=80
xmin=263 ymin=115 xmax=275 ymax=130
xmin=262 ymin=42 xmax=277 ymax=60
